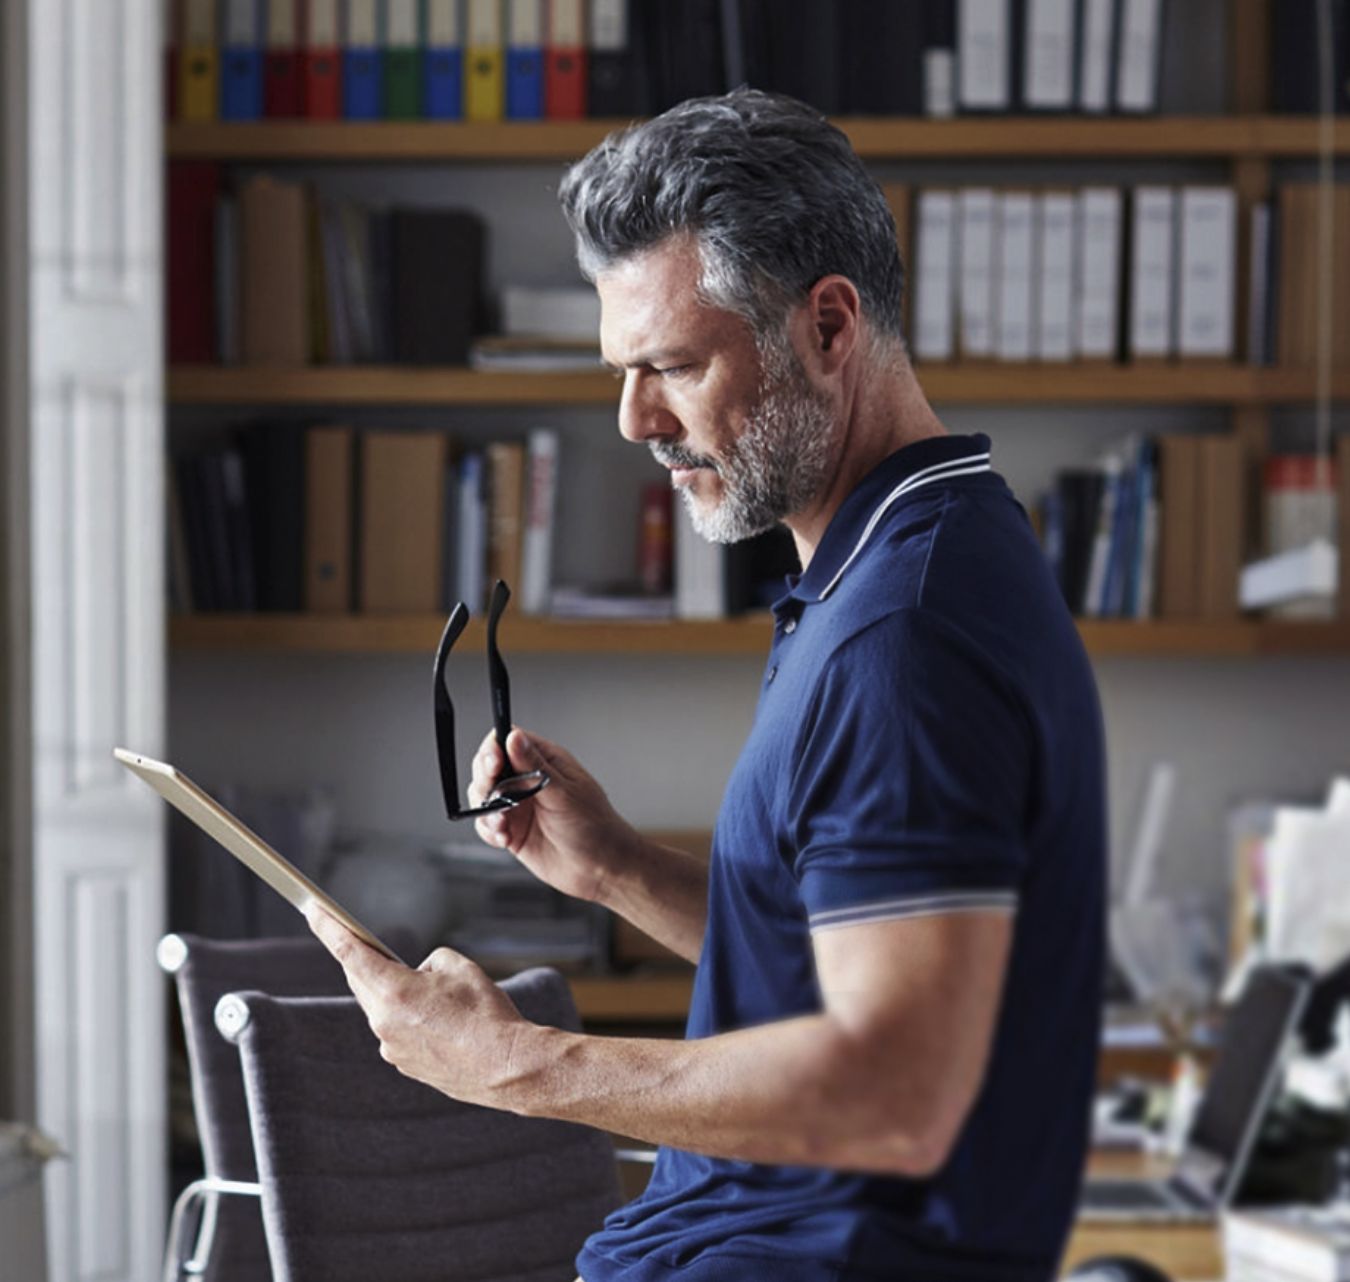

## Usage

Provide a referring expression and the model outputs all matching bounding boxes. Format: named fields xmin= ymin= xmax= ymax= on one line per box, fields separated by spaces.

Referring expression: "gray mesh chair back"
xmin=216 ymin=966 xmax=623 ymax=1282
xmin=158 ymin=932 xmax=362 ymax=1281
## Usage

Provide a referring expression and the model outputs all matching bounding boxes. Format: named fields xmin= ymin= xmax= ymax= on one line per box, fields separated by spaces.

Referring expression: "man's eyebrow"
xmin=602 ymin=348 xmax=696 ymax=372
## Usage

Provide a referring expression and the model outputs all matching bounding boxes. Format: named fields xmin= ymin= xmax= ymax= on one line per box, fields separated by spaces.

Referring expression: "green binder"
xmin=383 ymin=48 xmax=422 ymax=119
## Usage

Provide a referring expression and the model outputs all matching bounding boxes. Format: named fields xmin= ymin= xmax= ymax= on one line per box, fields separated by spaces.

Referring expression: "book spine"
xmin=545 ymin=0 xmax=587 ymax=118
xmin=180 ymin=0 xmax=221 ymax=121
xmin=914 ymin=189 xmax=956 ymax=362
xmin=384 ymin=0 xmax=424 ymax=119
xmin=264 ymin=0 xmax=303 ymax=117
xmin=1036 ymin=190 xmax=1075 ymax=360
xmin=343 ymin=0 xmax=384 ymax=119
xmin=519 ymin=428 xmax=559 ymax=615
xmin=957 ymin=188 xmax=996 ymax=359
xmin=220 ymin=0 xmax=265 ymax=120
xmin=302 ymin=0 xmax=343 ymax=118
xmin=506 ymin=0 xmax=546 ymax=119
xmin=486 ymin=441 xmax=526 ymax=593
xmin=465 ymin=0 xmax=505 ymax=120
xmin=304 ymin=425 xmax=355 ymax=613
xmin=425 ymin=0 xmax=465 ymax=117
xmin=457 ymin=451 xmax=488 ymax=613
xmin=639 ymin=482 xmax=674 ymax=596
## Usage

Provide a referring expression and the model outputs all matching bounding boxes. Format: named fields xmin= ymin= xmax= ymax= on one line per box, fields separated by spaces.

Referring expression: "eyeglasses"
xmin=434 ymin=579 xmax=550 ymax=821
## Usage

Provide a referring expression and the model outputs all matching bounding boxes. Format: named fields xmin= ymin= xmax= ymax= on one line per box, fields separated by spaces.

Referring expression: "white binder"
xmin=1128 ymin=186 xmax=1177 ymax=359
xmin=957 ymin=188 xmax=996 ymax=359
xmin=914 ymin=190 xmax=957 ymax=362
xmin=1177 ymin=186 xmax=1236 ymax=359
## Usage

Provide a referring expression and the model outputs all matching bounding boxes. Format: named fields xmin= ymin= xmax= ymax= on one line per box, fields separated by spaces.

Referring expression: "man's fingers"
xmin=469 ymin=731 xmax=505 ymax=806
xmin=305 ymin=904 xmax=399 ymax=997
xmin=503 ymin=727 xmax=546 ymax=775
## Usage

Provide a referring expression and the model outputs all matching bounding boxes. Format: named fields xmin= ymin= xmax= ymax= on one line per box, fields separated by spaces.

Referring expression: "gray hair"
xmin=557 ymin=89 xmax=906 ymax=350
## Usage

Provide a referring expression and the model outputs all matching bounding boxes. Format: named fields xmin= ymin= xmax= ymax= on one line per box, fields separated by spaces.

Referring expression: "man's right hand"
xmin=466 ymin=726 xmax=638 ymax=906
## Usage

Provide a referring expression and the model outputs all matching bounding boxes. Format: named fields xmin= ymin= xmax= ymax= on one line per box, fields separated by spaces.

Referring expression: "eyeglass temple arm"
xmin=486 ymin=580 xmax=513 ymax=753
xmin=434 ymin=604 xmax=470 ymax=819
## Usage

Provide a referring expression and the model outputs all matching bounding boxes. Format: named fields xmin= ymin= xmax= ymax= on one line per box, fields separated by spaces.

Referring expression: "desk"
xmin=1060 ymin=1151 xmax=1222 ymax=1280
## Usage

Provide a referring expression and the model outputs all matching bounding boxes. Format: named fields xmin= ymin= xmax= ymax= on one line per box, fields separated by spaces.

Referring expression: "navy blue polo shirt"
xmin=578 ymin=433 xmax=1106 ymax=1282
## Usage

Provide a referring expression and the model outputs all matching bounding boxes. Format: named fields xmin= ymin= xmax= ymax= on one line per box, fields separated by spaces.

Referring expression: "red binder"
xmin=164 ymin=0 xmax=179 ymax=120
xmin=302 ymin=0 xmax=342 ymax=118
xmin=265 ymin=0 xmax=303 ymax=116
xmin=544 ymin=0 xmax=586 ymax=118
xmin=167 ymin=161 xmax=221 ymax=364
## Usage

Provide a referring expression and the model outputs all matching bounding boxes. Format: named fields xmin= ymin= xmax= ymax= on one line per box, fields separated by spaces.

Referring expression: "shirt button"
xmin=766 ymin=665 xmax=778 ymax=684
xmin=783 ymin=619 xmax=797 ymax=635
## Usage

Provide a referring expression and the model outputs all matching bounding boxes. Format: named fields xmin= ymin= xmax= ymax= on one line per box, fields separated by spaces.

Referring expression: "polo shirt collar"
xmin=787 ymin=432 xmax=993 ymax=605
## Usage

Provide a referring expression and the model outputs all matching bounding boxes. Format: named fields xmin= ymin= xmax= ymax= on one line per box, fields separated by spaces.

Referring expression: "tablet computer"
xmin=114 ymin=747 xmax=406 ymax=965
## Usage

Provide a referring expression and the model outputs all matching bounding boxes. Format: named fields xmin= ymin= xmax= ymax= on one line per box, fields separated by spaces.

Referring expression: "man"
xmin=310 ymin=89 xmax=1107 ymax=1282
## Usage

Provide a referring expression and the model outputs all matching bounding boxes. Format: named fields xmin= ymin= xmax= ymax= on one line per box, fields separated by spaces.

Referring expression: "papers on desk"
xmin=1223 ymin=1203 xmax=1350 ymax=1282
xmin=1263 ymin=779 xmax=1350 ymax=974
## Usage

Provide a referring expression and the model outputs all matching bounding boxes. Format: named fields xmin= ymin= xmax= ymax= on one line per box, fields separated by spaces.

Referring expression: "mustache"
xmin=650 ymin=442 xmax=719 ymax=472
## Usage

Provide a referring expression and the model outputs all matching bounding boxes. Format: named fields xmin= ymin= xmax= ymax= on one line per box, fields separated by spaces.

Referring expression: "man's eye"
xmin=656 ymin=364 xmax=691 ymax=378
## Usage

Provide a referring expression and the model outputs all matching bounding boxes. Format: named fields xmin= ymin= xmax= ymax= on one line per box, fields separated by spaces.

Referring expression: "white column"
xmin=27 ymin=1 xmax=167 ymax=1278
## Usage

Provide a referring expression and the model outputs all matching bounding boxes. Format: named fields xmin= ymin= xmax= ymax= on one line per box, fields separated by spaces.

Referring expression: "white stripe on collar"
xmin=817 ymin=450 xmax=992 ymax=601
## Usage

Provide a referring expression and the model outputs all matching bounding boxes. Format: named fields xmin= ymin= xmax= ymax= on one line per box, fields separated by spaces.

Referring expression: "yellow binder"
xmin=179 ymin=0 xmax=219 ymax=121
xmin=465 ymin=0 xmax=504 ymax=121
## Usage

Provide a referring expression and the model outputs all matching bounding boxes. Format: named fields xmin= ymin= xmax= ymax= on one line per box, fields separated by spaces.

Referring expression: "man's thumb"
xmin=506 ymin=727 xmax=546 ymax=772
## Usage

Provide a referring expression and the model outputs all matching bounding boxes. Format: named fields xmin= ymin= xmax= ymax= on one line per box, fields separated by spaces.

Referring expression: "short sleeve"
xmin=787 ymin=609 xmax=1032 ymax=933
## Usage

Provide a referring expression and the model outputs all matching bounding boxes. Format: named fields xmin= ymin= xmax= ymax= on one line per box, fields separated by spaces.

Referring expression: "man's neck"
xmin=787 ymin=355 xmax=947 ymax=570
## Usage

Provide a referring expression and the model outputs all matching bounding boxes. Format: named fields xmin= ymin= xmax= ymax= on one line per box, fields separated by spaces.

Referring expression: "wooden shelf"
xmin=166 ymin=116 xmax=1350 ymax=163
xmin=168 ymin=365 xmax=617 ymax=406
xmin=168 ymin=613 xmax=779 ymax=656
xmin=569 ymin=973 xmax=695 ymax=1023
xmin=168 ymin=613 xmax=1350 ymax=658
xmin=166 ymin=363 xmax=1350 ymax=407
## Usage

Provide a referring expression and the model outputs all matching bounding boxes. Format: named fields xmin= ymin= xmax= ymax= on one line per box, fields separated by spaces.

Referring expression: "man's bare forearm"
xmin=498 ymin=1015 xmax=943 ymax=1176
xmin=594 ymin=834 xmax=708 ymax=964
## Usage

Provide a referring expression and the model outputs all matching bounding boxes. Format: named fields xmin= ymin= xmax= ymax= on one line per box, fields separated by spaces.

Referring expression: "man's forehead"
xmin=596 ymin=241 xmax=743 ymax=364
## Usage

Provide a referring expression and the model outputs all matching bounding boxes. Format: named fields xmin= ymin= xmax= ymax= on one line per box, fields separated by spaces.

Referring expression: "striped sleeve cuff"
xmin=807 ymin=889 xmax=1019 ymax=934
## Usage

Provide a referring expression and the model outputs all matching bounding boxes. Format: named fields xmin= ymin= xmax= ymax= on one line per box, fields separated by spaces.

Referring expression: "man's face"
xmin=597 ymin=236 xmax=836 ymax=543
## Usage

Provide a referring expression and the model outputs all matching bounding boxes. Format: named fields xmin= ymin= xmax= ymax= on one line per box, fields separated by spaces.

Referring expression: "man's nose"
xmin=617 ymin=371 xmax=679 ymax=445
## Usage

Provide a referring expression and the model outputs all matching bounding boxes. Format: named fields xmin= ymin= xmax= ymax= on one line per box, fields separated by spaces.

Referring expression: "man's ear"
xmin=806 ymin=275 xmax=862 ymax=373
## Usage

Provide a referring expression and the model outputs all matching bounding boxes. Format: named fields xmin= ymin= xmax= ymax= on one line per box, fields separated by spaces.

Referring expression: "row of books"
xmin=904 ymin=184 xmax=1239 ymax=366
xmin=955 ymin=0 xmax=1348 ymax=118
xmin=903 ymin=180 xmax=1350 ymax=369
xmin=167 ymin=0 xmax=1190 ymax=126
xmin=168 ymin=165 xmax=486 ymax=366
xmin=1254 ymin=184 xmax=1350 ymax=370
xmin=169 ymin=426 xmax=559 ymax=615
xmin=1038 ymin=433 xmax=1243 ymax=621
xmin=168 ymin=0 xmax=603 ymax=121
xmin=168 ymin=417 xmax=808 ymax=620
xmin=168 ymin=166 xmax=1350 ymax=374
xmin=168 ymin=0 xmax=1349 ymax=126
xmin=1040 ymin=434 xmax=1350 ymax=622
xmin=1272 ymin=0 xmax=1350 ymax=115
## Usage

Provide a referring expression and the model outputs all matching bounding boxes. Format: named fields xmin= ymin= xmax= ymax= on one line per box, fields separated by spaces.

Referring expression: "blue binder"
xmin=343 ymin=0 xmax=384 ymax=119
xmin=424 ymin=49 xmax=464 ymax=118
xmin=343 ymin=48 xmax=382 ymax=117
xmin=220 ymin=0 xmax=264 ymax=119
xmin=505 ymin=47 xmax=544 ymax=118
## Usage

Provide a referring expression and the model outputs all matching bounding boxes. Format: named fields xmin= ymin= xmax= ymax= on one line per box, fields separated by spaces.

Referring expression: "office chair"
xmin=157 ymin=931 xmax=380 ymax=1282
xmin=215 ymin=966 xmax=624 ymax=1282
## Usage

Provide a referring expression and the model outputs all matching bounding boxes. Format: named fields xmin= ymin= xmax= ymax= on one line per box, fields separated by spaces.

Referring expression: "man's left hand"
xmin=305 ymin=906 xmax=529 ymax=1112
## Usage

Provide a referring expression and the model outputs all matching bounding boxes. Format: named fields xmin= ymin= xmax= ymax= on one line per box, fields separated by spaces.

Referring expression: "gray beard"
xmin=656 ymin=350 xmax=837 ymax=545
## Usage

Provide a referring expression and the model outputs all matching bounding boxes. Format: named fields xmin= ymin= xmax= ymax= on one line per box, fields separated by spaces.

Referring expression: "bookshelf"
xmin=165 ymin=115 xmax=1350 ymax=163
xmin=165 ymin=1 xmax=1350 ymax=1029
xmin=167 ymin=362 xmax=1350 ymax=407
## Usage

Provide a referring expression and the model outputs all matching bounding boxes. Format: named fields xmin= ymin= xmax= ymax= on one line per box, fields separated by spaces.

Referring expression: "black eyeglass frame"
xmin=434 ymin=580 xmax=550 ymax=821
